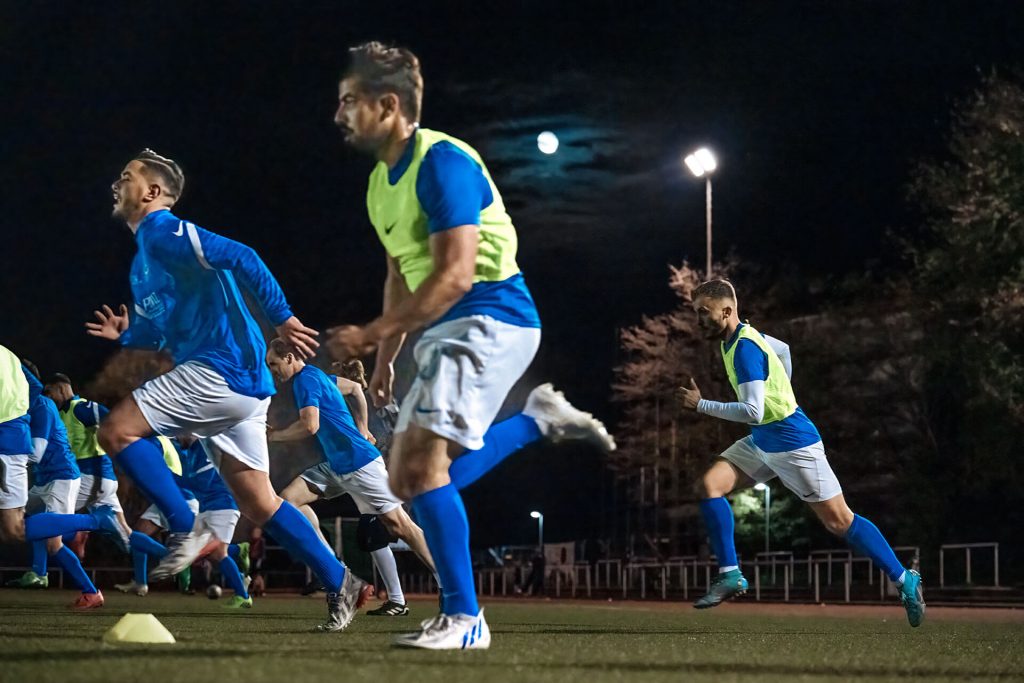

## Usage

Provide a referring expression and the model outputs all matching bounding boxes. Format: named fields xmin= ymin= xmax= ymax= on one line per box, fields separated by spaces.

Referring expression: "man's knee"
xmin=236 ymin=495 xmax=282 ymax=526
xmin=818 ymin=507 xmax=854 ymax=537
xmin=0 ymin=517 xmax=25 ymax=543
xmin=698 ymin=471 xmax=731 ymax=499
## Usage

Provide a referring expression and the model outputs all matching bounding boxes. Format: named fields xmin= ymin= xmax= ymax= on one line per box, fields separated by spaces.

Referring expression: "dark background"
xmin=2 ymin=1 xmax=1022 ymax=547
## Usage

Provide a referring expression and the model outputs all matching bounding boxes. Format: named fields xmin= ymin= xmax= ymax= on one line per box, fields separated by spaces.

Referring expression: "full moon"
xmin=537 ymin=131 xmax=559 ymax=155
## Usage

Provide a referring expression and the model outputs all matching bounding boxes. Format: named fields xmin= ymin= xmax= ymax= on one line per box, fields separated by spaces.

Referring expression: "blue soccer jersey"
xmin=120 ymin=209 xmax=294 ymax=400
xmin=389 ymin=137 xmax=540 ymax=329
xmin=178 ymin=441 xmax=236 ymax=513
xmin=28 ymin=396 xmax=80 ymax=487
xmin=0 ymin=364 xmax=37 ymax=456
xmin=726 ymin=324 xmax=821 ymax=452
xmin=292 ymin=365 xmax=380 ymax=475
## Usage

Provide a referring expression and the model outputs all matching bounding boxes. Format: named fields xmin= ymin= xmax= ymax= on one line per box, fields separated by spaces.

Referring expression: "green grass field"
xmin=1 ymin=591 xmax=1022 ymax=683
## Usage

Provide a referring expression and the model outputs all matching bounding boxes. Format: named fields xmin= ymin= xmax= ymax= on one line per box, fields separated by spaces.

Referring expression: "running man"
xmin=9 ymin=361 xmax=105 ymax=609
xmin=0 ymin=346 xmax=126 ymax=575
xmin=678 ymin=279 xmax=925 ymax=627
xmin=328 ymin=42 xmax=615 ymax=649
xmin=87 ymin=149 xmax=366 ymax=630
xmin=268 ymin=339 xmax=431 ymax=617
xmin=44 ymin=374 xmax=131 ymax=553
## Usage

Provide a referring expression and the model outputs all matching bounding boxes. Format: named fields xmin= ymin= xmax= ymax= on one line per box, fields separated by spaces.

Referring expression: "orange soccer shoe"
xmin=71 ymin=590 xmax=105 ymax=610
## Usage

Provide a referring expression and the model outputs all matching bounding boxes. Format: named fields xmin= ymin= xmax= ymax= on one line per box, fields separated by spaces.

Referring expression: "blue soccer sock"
xmin=699 ymin=497 xmax=739 ymax=570
xmin=51 ymin=546 xmax=97 ymax=593
xmin=115 ymin=438 xmax=196 ymax=533
xmin=228 ymin=543 xmax=241 ymax=560
xmin=132 ymin=550 xmax=148 ymax=584
xmin=130 ymin=531 xmax=169 ymax=559
xmin=264 ymin=501 xmax=344 ymax=593
xmin=25 ymin=513 xmax=98 ymax=541
xmin=412 ymin=483 xmax=478 ymax=616
xmin=845 ymin=514 xmax=906 ymax=583
xmin=31 ymin=540 xmax=49 ymax=576
xmin=219 ymin=556 xmax=249 ymax=599
xmin=449 ymin=414 xmax=543 ymax=490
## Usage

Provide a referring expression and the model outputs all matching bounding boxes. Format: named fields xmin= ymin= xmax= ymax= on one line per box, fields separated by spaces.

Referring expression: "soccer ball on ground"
xmin=206 ymin=584 xmax=223 ymax=600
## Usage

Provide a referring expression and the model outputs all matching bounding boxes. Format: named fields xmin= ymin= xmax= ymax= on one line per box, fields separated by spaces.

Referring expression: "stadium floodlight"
xmin=537 ymin=131 xmax=559 ymax=155
xmin=683 ymin=146 xmax=718 ymax=276
xmin=530 ymin=511 xmax=544 ymax=549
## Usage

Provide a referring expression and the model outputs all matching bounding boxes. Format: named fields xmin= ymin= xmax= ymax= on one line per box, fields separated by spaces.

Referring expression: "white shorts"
xmin=133 ymin=361 xmax=271 ymax=472
xmin=195 ymin=508 xmax=241 ymax=544
xmin=719 ymin=436 xmax=842 ymax=503
xmin=396 ymin=315 xmax=541 ymax=450
xmin=300 ymin=458 xmax=402 ymax=515
xmin=0 ymin=454 xmax=30 ymax=509
xmin=139 ymin=498 xmax=201 ymax=530
xmin=27 ymin=478 xmax=82 ymax=515
xmin=75 ymin=473 xmax=123 ymax=513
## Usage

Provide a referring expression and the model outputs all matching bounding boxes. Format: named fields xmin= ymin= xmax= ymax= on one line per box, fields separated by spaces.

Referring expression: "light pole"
xmin=683 ymin=147 xmax=718 ymax=276
xmin=530 ymin=510 xmax=544 ymax=550
xmin=753 ymin=483 xmax=770 ymax=554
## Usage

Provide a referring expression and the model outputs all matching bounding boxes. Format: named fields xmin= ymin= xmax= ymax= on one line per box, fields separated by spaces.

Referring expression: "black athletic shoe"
xmin=367 ymin=600 xmax=410 ymax=616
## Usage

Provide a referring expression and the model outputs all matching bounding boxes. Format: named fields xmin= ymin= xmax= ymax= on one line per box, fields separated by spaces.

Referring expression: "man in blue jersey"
xmin=9 ymin=362 xmax=107 ymax=608
xmin=678 ymin=280 xmax=925 ymax=627
xmin=44 ymin=375 xmax=131 ymax=546
xmin=0 ymin=348 xmax=126 ymax=576
xmin=86 ymin=149 xmax=366 ymax=630
xmin=327 ymin=43 xmax=615 ymax=648
xmin=268 ymin=339 xmax=434 ymax=616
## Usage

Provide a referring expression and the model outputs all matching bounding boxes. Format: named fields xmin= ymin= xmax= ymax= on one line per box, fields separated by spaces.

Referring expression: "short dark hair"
xmin=693 ymin=279 xmax=737 ymax=304
xmin=344 ymin=42 xmax=423 ymax=122
xmin=21 ymin=359 xmax=39 ymax=380
xmin=46 ymin=372 xmax=72 ymax=386
xmin=134 ymin=148 xmax=185 ymax=201
xmin=267 ymin=338 xmax=296 ymax=359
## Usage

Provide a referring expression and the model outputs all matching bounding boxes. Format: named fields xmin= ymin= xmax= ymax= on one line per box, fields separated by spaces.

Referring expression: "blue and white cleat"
xmin=149 ymin=528 xmax=213 ymax=582
xmin=523 ymin=383 xmax=616 ymax=452
xmin=899 ymin=569 xmax=926 ymax=627
xmin=693 ymin=569 xmax=749 ymax=609
xmin=93 ymin=505 xmax=131 ymax=554
xmin=394 ymin=608 xmax=491 ymax=650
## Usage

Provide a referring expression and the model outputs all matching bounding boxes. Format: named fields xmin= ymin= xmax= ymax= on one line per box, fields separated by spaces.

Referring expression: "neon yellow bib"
xmin=156 ymin=435 xmax=183 ymax=476
xmin=366 ymin=128 xmax=521 ymax=292
xmin=0 ymin=345 xmax=29 ymax=424
xmin=61 ymin=397 xmax=106 ymax=460
xmin=722 ymin=325 xmax=798 ymax=425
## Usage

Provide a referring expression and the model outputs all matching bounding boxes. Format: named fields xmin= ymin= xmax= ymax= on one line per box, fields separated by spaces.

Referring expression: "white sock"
xmin=719 ymin=565 xmax=739 ymax=574
xmin=371 ymin=548 xmax=404 ymax=605
xmin=895 ymin=569 xmax=906 ymax=586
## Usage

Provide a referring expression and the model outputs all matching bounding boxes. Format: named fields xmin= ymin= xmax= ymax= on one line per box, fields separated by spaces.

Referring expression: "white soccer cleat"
xmin=148 ymin=528 xmax=213 ymax=582
xmin=113 ymin=580 xmax=149 ymax=596
xmin=393 ymin=609 xmax=491 ymax=650
xmin=316 ymin=569 xmax=369 ymax=632
xmin=523 ymin=383 xmax=616 ymax=451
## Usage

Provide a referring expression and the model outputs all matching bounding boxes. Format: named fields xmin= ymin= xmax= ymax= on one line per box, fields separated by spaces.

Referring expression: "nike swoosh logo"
xmin=173 ymin=223 xmax=184 ymax=237
xmin=415 ymin=407 xmax=440 ymax=414
xmin=384 ymin=222 xmax=397 ymax=235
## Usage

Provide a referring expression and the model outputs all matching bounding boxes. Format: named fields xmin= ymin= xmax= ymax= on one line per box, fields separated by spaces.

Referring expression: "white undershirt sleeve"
xmin=763 ymin=334 xmax=793 ymax=379
xmin=697 ymin=380 xmax=766 ymax=424
xmin=31 ymin=437 xmax=48 ymax=463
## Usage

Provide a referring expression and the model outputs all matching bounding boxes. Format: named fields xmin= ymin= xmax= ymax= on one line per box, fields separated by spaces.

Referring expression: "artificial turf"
xmin=1 ymin=591 xmax=1022 ymax=683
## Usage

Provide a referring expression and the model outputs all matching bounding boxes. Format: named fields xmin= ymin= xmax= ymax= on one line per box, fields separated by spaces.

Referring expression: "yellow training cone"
xmin=103 ymin=613 xmax=176 ymax=645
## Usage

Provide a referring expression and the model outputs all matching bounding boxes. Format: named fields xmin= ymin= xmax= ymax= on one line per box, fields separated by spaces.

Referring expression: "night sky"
xmin=3 ymin=1 xmax=1022 ymax=545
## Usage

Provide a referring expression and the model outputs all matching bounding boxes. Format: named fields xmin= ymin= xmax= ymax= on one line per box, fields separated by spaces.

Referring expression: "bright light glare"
xmin=530 ymin=511 xmax=542 ymax=519
xmin=684 ymin=147 xmax=718 ymax=177
xmin=684 ymin=154 xmax=705 ymax=177
xmin=753 ymin=483 xmax=767 ymax=491
xmin=537 ymin=131 xmax=559 ymax=155
xmin=694 ymin=147 xmax=717 ymax=172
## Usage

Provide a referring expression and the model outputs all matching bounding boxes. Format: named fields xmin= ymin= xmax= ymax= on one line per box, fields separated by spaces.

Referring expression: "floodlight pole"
xmin=705 ymin=177 xmax=713 ymax=277
xmin=764 ymin=485 xmax=771 ymax=555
